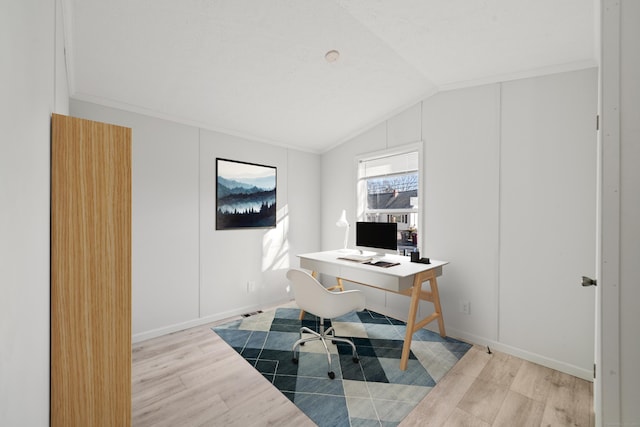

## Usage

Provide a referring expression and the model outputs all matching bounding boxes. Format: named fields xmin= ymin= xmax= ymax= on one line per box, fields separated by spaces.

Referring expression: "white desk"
xmin=297 ymin=250 xmax=449 ymax=370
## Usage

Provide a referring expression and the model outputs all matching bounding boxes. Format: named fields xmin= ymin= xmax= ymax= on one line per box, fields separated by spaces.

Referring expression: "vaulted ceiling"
xmin=64 ymin=0 xmax=596 ymax=153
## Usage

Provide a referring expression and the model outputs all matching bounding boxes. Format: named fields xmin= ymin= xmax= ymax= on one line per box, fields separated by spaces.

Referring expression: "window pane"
xmin=357 ymin=147 xmax=420 ymax=254
xmin=366 ymin=173 xmax=418 ymax=210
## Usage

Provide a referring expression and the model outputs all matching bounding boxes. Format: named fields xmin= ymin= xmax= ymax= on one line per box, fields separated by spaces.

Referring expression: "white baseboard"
xmin=444 ymin=325 xmax=593 ymax=381
xmin=364 ymin=303 xmax=592 ymax=382
xmin=131 ymin=297 xmax=292 ymax=343
xmin=133 ymin=300 xmax=593 ymax=382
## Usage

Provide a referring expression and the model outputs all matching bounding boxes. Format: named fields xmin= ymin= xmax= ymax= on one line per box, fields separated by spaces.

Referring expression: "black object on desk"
xmin=410 ymin=250 xmax=430 ymax=264
xmin=365 ymin=260 xmax=400 ymax=268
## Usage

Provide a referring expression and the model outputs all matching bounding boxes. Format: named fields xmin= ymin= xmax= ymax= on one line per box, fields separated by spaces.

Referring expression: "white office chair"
xmin=286 ymin=268 xmax=366 ymax=379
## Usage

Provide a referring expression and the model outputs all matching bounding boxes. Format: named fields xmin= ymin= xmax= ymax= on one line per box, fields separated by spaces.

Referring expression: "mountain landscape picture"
xmin=216 ymin=158 xmax=276 ymax=229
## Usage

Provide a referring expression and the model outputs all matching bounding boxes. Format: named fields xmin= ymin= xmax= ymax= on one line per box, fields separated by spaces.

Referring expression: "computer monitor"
xmin=355 ymin=222 xmax=398 ymax=257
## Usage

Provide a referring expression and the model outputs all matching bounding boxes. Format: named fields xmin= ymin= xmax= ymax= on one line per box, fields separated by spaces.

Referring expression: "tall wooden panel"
xmin=51 ymin=113 xmax=131 ymax=426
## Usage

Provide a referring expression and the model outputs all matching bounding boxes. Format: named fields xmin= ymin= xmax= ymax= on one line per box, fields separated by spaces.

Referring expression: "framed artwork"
xmin=216 ymin=158 xmax=277 ymax=230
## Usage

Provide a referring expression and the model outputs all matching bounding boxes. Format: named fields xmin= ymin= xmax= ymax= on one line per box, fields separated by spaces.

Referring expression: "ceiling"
xmin=64 ymin=0 xmax=596 ymax=153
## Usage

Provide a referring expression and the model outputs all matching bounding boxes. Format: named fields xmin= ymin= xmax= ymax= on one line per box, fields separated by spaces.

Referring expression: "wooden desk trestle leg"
xmin=399 ymin=270 xmax=446 ymax=370
xmin=296 ymin=268 xmax=445 ymax=371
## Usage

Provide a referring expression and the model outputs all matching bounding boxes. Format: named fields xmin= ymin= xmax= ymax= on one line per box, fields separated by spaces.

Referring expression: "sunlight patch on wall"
xmin=262 ymin=204 xmax=290 ymax=272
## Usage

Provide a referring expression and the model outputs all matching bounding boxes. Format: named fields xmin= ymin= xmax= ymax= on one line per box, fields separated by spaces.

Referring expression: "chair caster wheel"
xmin=328 ymin=371 xmax=335 ymax=379
xmin=353 ymin=357 xmax=359 ymax=363
xmin=292 ymin=358 xmax=298 ymax=364
xmin=300 ymin=342 xmax=305 ymax=346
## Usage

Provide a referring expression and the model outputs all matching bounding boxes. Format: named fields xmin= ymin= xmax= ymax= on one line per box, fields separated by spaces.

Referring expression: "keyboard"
xmin=338 ymin=254 xmax=373 ymax=263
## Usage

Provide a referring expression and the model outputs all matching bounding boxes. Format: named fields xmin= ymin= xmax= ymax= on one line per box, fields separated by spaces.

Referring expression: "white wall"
xmin=421 ymin=84 xmax=502 ymax=343
xmin=70 ymin=101 xmax=321 ymax=341
xmin=69 ymin=100 xmax=201 ymax=337
xmin=199 ymin=131 xmax=320 ymax=319
xmin=321 ymin=68 xmax=597 ymax=379
xmin=0 ymin=0 xmax=68 ymax=424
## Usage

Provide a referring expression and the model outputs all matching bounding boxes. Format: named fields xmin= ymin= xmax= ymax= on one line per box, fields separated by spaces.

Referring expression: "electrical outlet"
xmin=459 ymin=300 xmax=470 ymax=315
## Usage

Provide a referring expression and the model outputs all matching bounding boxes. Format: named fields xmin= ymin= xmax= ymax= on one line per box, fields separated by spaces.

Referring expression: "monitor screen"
xmin=355 ymin=222 xmax=398 ymax=254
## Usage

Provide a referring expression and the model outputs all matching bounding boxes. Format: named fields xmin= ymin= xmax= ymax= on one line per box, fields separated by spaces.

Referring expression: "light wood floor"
xmin=132 ymin=316 xmax=594 ymax=426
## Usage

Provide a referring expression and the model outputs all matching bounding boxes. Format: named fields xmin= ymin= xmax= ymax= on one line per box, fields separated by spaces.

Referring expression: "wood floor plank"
xmin=399 ymin=399 xmax=457 ymax=426
xmin=574 ymin=375 xmax=594 ymax=427
xmin=448 ymin=345 xmax=492 ymax=378
xmin=457 ymin=378 xmax=510 ymax=424
xmin=133 ymin=389 xmax=229 ymax=427
xmin=510 ymin=360 xmax=554 ymax=402
xmin=132 ymin=322 xmax=314 ymax=427
xmin=211 ymin=394 xmax=316 ymax=427
xmin=131 ymin=375 xmax=185 ymax=409
xmin=400 ymin=343 xmax=487 ymax=426
xmin=540 ymin=371 xmax=593 ymax=427
xmin=132 ymin=327 xmax=214 ymax=362
xmin=477 ymin=351 xmax=523 ymax=388
xmin=164 ymin=394 xmax=230 ymax=427
xmin=417 ymin=371 xmax=477 ymax=409
xmin=491 ymin=390 xmax=545 ymax=427
xmin=444 ymin=408 xmax=491 ymax=427
xmin=132 ymin=346 xmax=205 ymax=381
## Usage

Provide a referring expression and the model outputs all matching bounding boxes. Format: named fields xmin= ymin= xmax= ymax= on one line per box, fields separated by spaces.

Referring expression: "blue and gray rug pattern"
xmin=213 ymin=306 xmax=471 ymax=427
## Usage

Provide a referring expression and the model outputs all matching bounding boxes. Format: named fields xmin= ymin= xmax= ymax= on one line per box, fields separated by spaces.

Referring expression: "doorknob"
xmin=582 ymin=276 xmax=597 ymax=287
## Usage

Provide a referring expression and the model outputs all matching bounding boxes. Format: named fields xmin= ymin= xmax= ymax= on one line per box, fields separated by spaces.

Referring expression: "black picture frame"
xmin=216 ymin=158 xmax=277 ymax=230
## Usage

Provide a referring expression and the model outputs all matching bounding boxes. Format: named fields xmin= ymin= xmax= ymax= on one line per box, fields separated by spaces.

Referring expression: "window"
xmin=356 ymin=145 xmax=421 ymax=254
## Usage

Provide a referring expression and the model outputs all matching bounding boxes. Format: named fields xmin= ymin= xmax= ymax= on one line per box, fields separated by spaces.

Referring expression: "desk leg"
xmin=400 ymin=277 xmax=423 ymax=371
xmin=329 ymin=278 xmax=345 ymax=292
xmin=430 ymin=276 xmax=446 ymax=337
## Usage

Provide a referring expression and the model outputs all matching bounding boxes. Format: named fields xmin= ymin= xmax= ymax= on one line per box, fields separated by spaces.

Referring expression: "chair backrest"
xmin=286 ymin=268 xmax=365 ymax=320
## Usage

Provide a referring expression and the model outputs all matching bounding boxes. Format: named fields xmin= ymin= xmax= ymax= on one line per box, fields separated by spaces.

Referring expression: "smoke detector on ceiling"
xmin=325 ymin=50 xmax=340 ymax=63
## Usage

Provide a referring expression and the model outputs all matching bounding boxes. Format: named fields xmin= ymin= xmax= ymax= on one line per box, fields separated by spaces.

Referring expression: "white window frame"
xmin=355 ymin=142 xmax=424 ymax=253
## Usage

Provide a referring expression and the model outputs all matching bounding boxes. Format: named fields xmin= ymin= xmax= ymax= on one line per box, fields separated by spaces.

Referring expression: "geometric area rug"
xmin=213 ymin=305 xmax=471 ymax=427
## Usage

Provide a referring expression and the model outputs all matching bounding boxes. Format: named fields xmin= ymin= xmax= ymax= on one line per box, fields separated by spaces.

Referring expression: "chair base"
xmin=292 ymin=320 xmax=359 ymax=380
